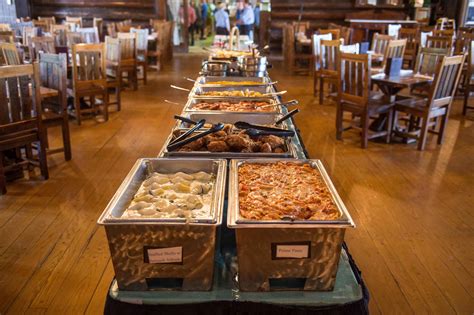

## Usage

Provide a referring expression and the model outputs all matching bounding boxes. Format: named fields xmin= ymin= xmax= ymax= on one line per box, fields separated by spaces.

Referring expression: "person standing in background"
xmin=193 ymin=0 xmax=202 ymax=41
xmin=253 ymin=2 xmax=260 ymax=43
xmin=235 ymin=0 xmax=244 ymax=33
xmin=237 ymin=0 xmax=254 ymax=37
xmin=215 ymin=2 xmax=230 ymax=35
xmin=179 ymin=1 xmax=197 ymax=46
xmin=200 ymin=0 xmax=208 ymax=39
xmin=208 ymin=0 xmax=216 ymax=36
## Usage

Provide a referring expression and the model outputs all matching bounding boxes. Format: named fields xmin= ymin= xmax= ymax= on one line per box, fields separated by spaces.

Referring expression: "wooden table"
xmin=371 ymin=70 xmax=433 ymax=141
xmin=346 ymin=19 xmax=419 ymax=44
xmin=371 ymin=70 xmax=433 ymax=101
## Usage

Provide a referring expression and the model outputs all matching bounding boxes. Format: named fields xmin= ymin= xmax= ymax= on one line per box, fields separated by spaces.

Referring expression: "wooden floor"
xmin=0 ymin=54 xmax=473 ymax=314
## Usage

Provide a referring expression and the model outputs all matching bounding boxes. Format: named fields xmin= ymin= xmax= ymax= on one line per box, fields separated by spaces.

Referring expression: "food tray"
xmin=159 ymin=131 xmax=298 ymax=159
xmin=174 ymin=112 xmax=289 ymax=131
xmin=227 ymin=159 xmax=354 ymax=292
xmin=190 ymin=85 xmax=276 ymax=98
xmin=98 ymin=158 xmax=227 ymax=291
xmin=195 ymin=76 xmax=272 ymax=87
xmin=183 ymin=98 xmax=282 ymax=114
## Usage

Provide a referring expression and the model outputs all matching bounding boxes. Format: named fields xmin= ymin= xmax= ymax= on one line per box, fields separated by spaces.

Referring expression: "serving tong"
xmin=167 ymin=123 xmax=225 ymax=151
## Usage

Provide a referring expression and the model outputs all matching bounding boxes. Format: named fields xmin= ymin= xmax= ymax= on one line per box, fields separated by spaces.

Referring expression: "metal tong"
xmin=169 ymin=118 xmax=206 ymax=145
xmin=167 ymin=123 xmax=225 ymax=151
xmin=234 ymin=121 xmax=295 ymax=137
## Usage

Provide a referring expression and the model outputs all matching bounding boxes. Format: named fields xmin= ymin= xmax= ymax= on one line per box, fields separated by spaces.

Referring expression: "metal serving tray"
xmin=174 ymin=112 xmax=289 ymax=131
xmin=227 ymin=159 xmax=354 ymax=292
xmin=195 ymin=76 xmax=272 ymax=87
xmin=183 ymin=98 xmax=282 ymax=115
xmin=97 ymin=158 xmax=227 ymax=291
xmin=159 ymin=131 xmax=298 ymax=159
xmin=190 ymin=85 xmax=275 ymax=98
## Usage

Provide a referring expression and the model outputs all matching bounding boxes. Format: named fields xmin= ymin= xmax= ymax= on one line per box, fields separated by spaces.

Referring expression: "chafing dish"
xmin=159 ymin=131 xmax=298 ymax=159
xmin=174 ymin=112 xmax=289 ymax=130
xmin=228 ymin=159 xmax=355 ymax=292
xmin=201 ymin=61 xmax=229 ymax=77
xmin=190 ymin=85 xmax=275 ymax=98
xmin=98 ymin=158 xmax=227 ymax=291
xmin=183 ymin=98 xmax=282 ymax=114
xmin=194 ymin=76 xmax=271 ymax=87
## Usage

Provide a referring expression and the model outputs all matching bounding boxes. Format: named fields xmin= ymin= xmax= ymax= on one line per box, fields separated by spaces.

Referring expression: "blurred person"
xmin=208 ymin=0 xmax=216 ymax=35
xmin=235 ymin=0 xmax=244 ymax=32
xmin=179 ymin=1 xmax=197 ymax=46
xmin=215 ymin=2 xmax=230 ymax=35
xmin=253 ymin=2 xmax=260 ymax=43
xmin=237 ymin=0 xmax=254 ymax=37
xmin=200 ymin=0 xmax=209 ymax=39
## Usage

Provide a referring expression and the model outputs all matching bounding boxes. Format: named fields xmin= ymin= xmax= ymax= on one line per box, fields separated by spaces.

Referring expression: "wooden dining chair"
xmin=116 ymin=20 xmax=132 ymax=33
xmin=463 ymin=42 xmax=474 ymax=116
xmin=93 ymin=18 xmax=104 ymax=41
xmin=147 ymin=32 xmax=161 ymax=71
xmin=414 ymin=47 xmax=450 ymax=76
xmin=52 ymin=27 xmax=68 ymax=47
xmin=315 ymin=39 xmax=340 ymax=105
xmin=340 ymin=43 xmax=360 ymax=54
xmin=282 ymin=24 xmax=311 ymax=75
xmin=0 ymin=63 xmax=49 ymax=194
xmin=372 ymin=39 xmax=407 ymax=75
xmin=371 ymin=33 xmax=395 ymax=61
xmin=0 ymin=42 xmax=22 ymax=65
xmin=77 ymin=27 xmax=100 ymax=44
xmin=0 ymin=30 xmax=15 ymax=43
xmin=38 ymin=16 xmax=56 ymax=32
xmin=432 ymin=29 xmax=455 ymax=38
xmin=68 ymin=43 xmax=109 ymax=125
xmin=399 ymin=28 xmax=419 ymax=69
xmin=67 ymin=32 xmax=83 ymax=49
xmin=106 ymin=23 xmax=117 ymax=38
xmin=336 ymin=53 xmax=394 ymax=148
xmin=104 ymin=36 xmax=122 ymax=111
xmin=116 ymin=32 xmax=138 ymax=90
xmin=426 ymin=36 xmax=453 ymax=52
xmin=320 ymin=29 xmax=341 ymax=41
xmin=28 ymin=36 xmax=55 ymax=61
xmin=312 ymin=33 xmax=332 ymax=96
xmin=65 ymin=17 xmax=83 ymax=30
xmin=38 ymin=53 xmax=71 ymax=160
xmin=328 ymin=23 xmax=352 ymax=45
xmin=22 ymin=26 xmax=39 ymax=47
xmin=394 ymin=55 xmax=465 ymax=150
xmin=130 ymin=28 xmax=148 ymax=85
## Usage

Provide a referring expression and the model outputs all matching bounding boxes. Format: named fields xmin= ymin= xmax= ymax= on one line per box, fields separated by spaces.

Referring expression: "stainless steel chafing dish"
xmin=174 ymin=112 xmax=289 ymax=131
xmin=190 ymin=85 xmax=275 ymax=98
xmin=194 ymin=76 xmax=272 ymax=87
xmin=228 ymin=159 xmax=355 ymax=292
xmin=98 ymin=158 xmax=227 ymax=291
xmin=183 ymin=98 xmax=282 ymax=114
xmin=159 ymin=131 xmax=298 ymax=159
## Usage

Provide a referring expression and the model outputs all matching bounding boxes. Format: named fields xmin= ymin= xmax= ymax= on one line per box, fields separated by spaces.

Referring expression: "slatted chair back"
xmin=381 ymin=39 xmax=407 ymax=69
xmin=116 ymin=20 xmax=132 ymax=33
xmin=399 ymin=28 xmax=419 ymax=67
xmin=117 ymin=32 xmax=137 ymax=63
xmin=0 ymin=24 xmax=10 ymax=31
xmin=320 ymin=29 xmax=341 ymax=41
xmin=38 ymin=16 xmax=56 ymax=31
xmin=38 ymin=53 xmax=68 ymax=113
xmin=105 ymin=36 xmax=120 ymax=65
xmin=319 ymin=40 xmax=340 ymax=75
xmin=0 ymin=63 xmax=42 ymax=136
xmin=433 ymin=29 xmax=455 ymax=38
xmin=328 ymin=23 xmax=352 ymax=44
xmin=33 ymin=20 xmax=49 ymax=34
xmin=65 ymin=17 xmax=83 ymax=30
xmin=371 ymin=33 xmax=394 ymax=55
xmin=426 ymin=36 xmax=453 ymax=51
xmin=52 ymin=28 xmax=68 ymax=47
xmin=0 ymin=31 xmax=15 ymax=43
xmin=388 ymin=24 xmax=402 ymax=39
xmin=340 ymin=43 xmax=359 ymax=54
xmin=29 ymin=36 xmax=55 ymax=61
xmin=71 ymin=43 xmax=107 ymax=90
xmin=130 ymin=28 xmax=148 ymax=55
xmin=93 ymin=18 xmax=104 ymax=41
xmin=292 ymin=21 xmax=310 ymax=35
xmin=0 ymin=43 xmax=22 ymax=65
xmin=23 ymin=26 xmax=39 ymax=48
xmin=426 ymin=54 xmax=465 ymax=110
xmin=454 ymin=33 xmax=474 ymax=55
xmin=77 ymin=27 xmax=100 ymax=44
xmin=67 ymin=32 xmax=83 ymax=48
xmin=338 ymin=52 xmax=370 ymax=108
xmin=414 ymin=47 xmax=450 ymax=76
xmin=312 ymin=33 xmax=332 ymax=71
xmin=106 ymin=23 xmax=117 ymax=38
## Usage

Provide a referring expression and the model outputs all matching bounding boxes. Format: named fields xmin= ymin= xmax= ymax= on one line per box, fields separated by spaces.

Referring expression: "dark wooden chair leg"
xmin=62 ymin=117 xmax=72 ymax=161
xmin=417 ymin=116 xmax=430 ymax=151
xmin=319 ymin=77 xmax=324 ymax=105
xmin=336 ymin=104 xmax=343 ymax=140
xmin=437 ymin=113 xmax=449 ymax=145
xmin=463 ymin=85 xmax=470 ymax=116
xmin=103 ymin=91 xmax=109 ymax=122
xmin=38 ymin=134 xmax=49 ymax=180
xmin=361 ymin=112 xmax=369 ymax=149
xmin=74 ymin=96 xmax=81 ymax=125
xmin=386 ymin=109 xmax=393 ymax=144
xmin=143 ymin=63 xmax=147 ymax=85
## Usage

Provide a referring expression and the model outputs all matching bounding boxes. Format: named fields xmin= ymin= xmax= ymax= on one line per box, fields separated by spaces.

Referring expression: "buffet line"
xmin=98 ymin=51 xmax=356 ymax=296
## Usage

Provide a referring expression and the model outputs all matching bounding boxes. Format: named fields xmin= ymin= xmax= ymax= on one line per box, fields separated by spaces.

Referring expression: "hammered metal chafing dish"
xmin=194 ymin=76 xmax=271 ymax=87
xmin=159 ymin=131 xmax=297 ymax=159
xmin=183 ymin=98 xmax=282 ymax=115
xmin=174 ymin=112 xmax=289 ymax=131
xmin=98 ymin=158 xmax=227 ymax=291
xmin=228 ymin=159 xmax=355 ymax=292
xmin=190 ymin=85 xmax=275 ymax=98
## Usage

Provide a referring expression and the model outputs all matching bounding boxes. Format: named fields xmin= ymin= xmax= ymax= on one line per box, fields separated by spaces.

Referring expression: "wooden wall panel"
xmin=30 ymin=0 xmax=161 ymax=23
